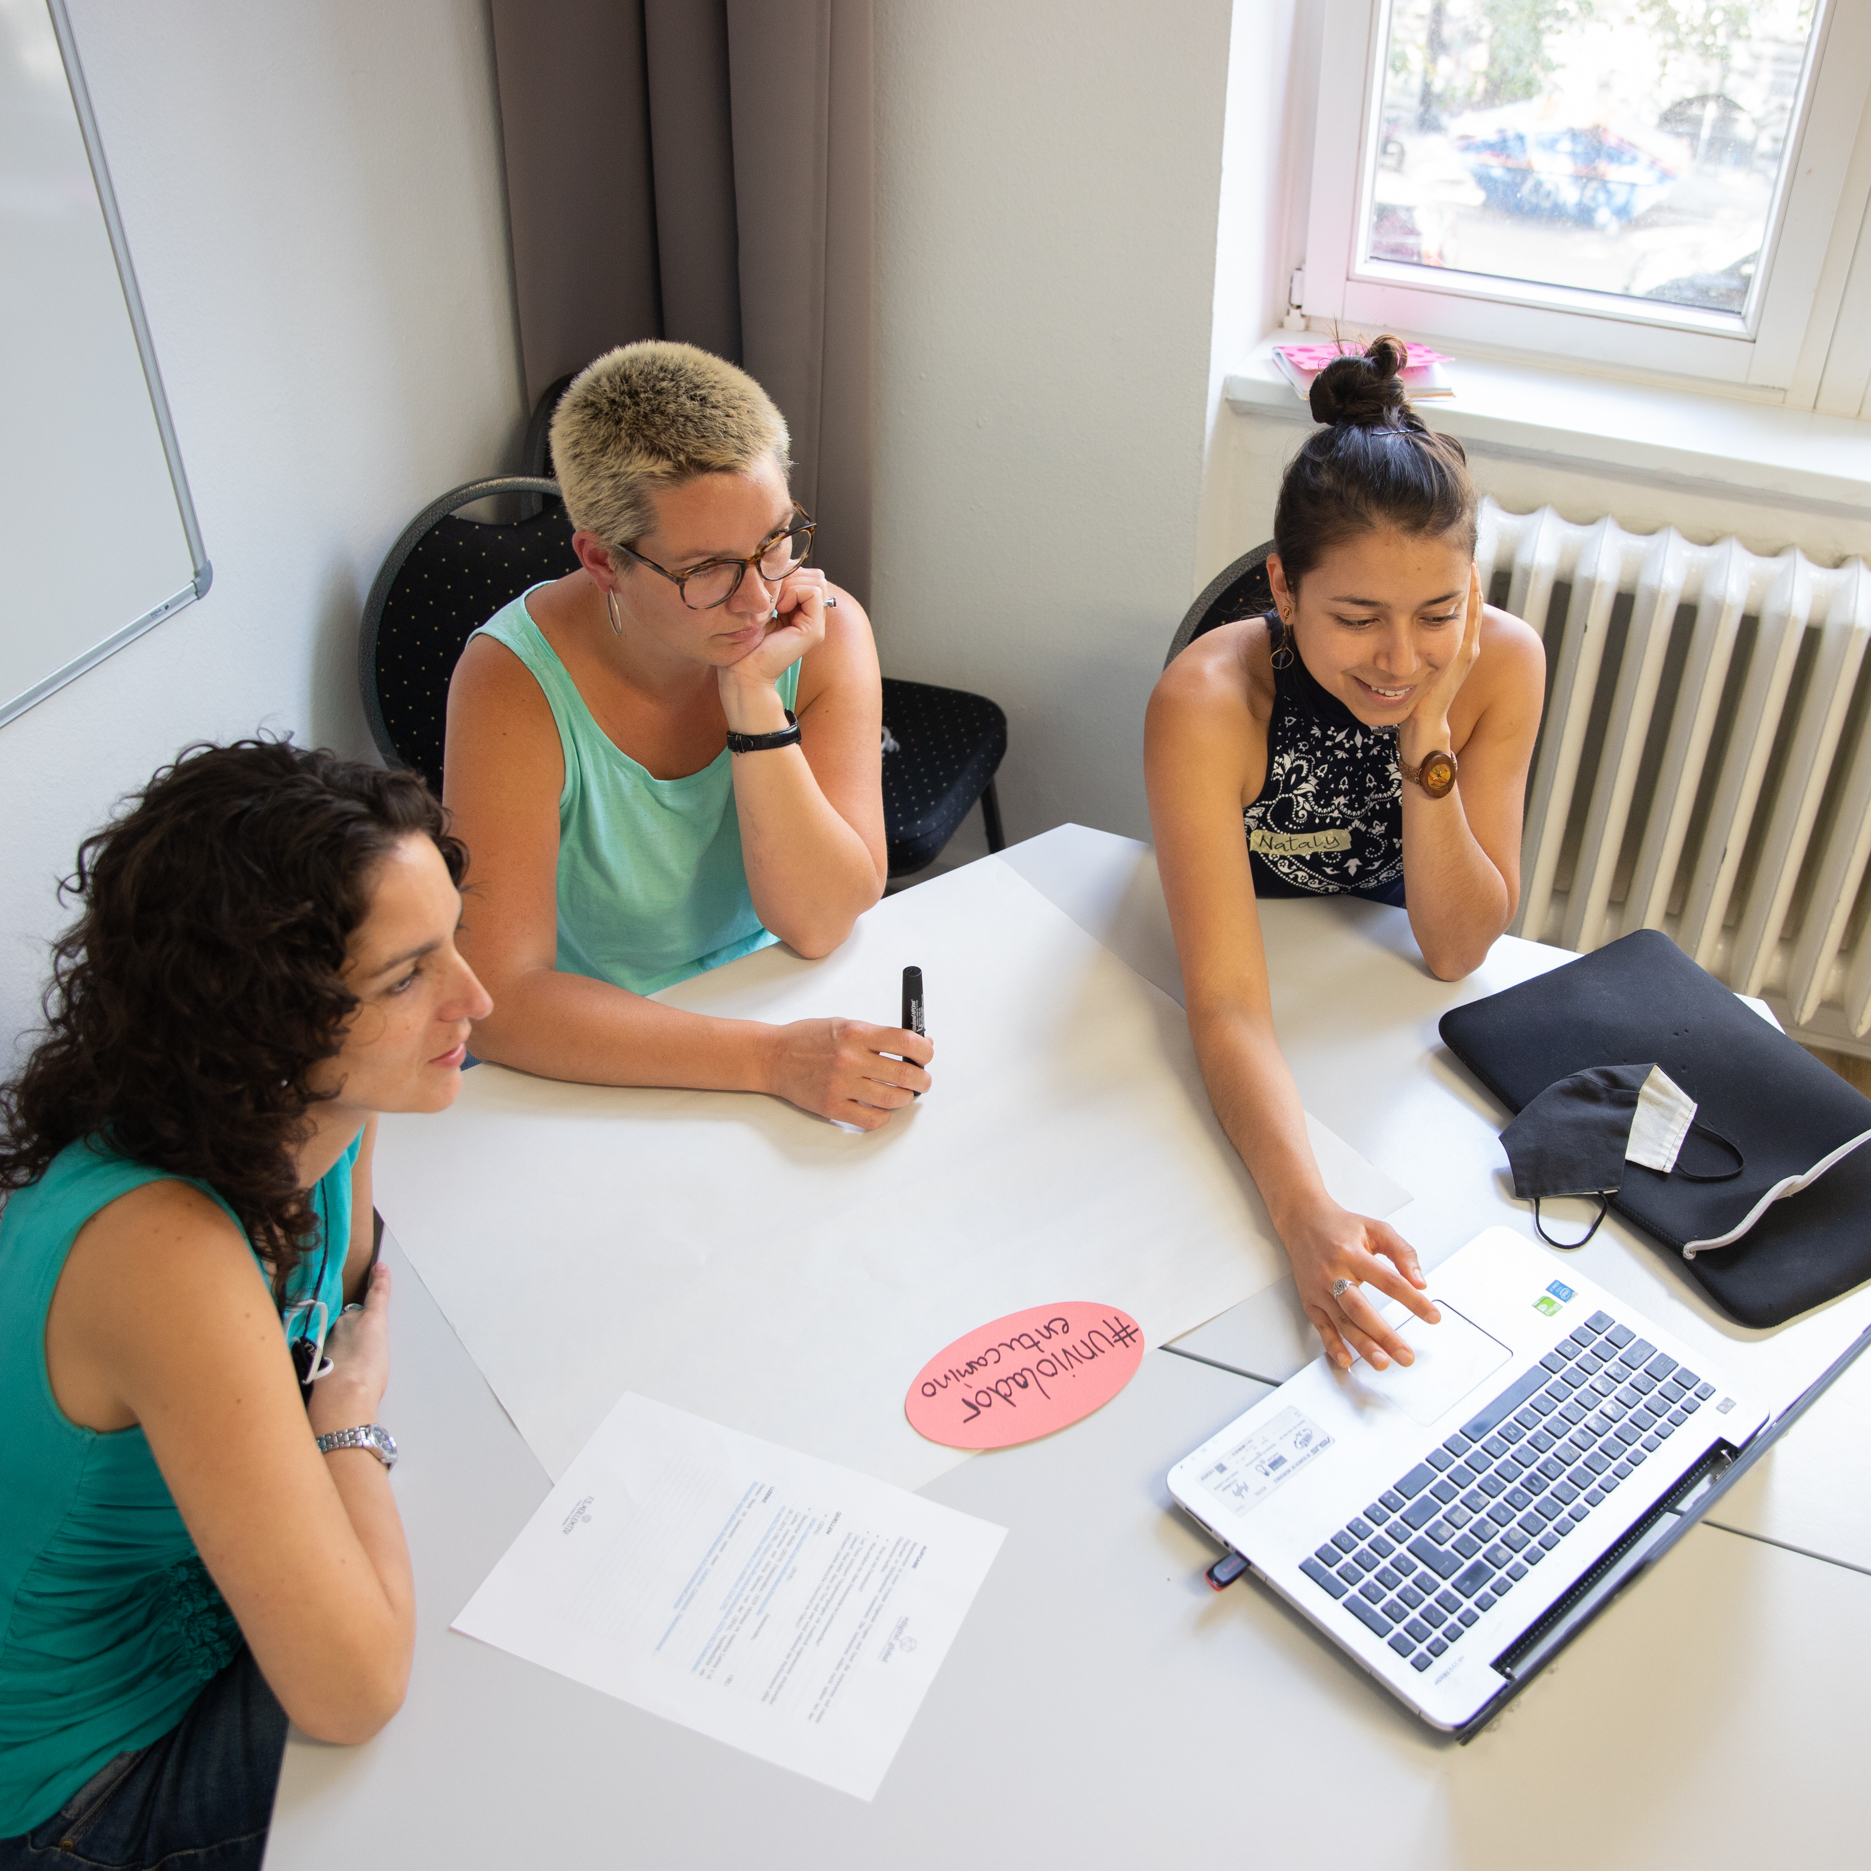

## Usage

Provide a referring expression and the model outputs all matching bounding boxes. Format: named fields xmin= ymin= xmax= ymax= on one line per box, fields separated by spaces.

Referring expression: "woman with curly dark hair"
xmin=0 ymin=741 xmax=491 ymax=1871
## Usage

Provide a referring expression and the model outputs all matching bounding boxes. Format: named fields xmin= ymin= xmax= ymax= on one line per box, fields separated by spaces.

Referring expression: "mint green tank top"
xmin=0 ymin=1132 xmax=357 ymax=1835
xmin=472 ymin=589 xmax=801 ymax=996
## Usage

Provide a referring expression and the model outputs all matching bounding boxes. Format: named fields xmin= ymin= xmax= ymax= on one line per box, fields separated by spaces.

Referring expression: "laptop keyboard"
xmin=1296 ymin=1309 xmax=1716 ymax=1675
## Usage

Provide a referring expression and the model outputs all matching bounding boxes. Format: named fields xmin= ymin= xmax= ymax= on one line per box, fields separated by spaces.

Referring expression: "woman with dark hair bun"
xmin=0 ymin=741 xmax=491 ymax=1870
xmin=1146 ymin=335 xmax=1544 ymax=1374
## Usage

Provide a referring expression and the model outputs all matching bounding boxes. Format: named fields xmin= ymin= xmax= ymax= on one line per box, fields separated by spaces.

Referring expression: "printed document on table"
xmin=454 ymin=1394 xmax=1006 ymax=1801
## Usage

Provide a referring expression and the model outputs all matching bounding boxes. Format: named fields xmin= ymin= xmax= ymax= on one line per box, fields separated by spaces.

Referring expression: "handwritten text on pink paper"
xmin=905 ymin=1302 xmax=1145 ymax=1450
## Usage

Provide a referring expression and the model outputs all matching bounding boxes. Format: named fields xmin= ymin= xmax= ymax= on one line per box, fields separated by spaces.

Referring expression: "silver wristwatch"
xmin=315 ymin=1423 xmax=398 ymax=1468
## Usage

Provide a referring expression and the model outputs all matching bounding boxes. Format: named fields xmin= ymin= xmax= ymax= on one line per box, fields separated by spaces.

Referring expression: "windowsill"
xmin=1224 ymin=334 xmax=1871 ymax=521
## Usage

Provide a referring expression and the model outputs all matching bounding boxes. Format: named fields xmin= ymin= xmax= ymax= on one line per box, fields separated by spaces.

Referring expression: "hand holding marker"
xmin=902 ymin=967 xmax=925 ymax=1097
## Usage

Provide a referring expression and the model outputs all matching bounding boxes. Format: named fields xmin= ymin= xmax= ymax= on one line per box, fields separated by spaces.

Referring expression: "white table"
xmin=266 ymin=829 xmax=1871 ymax=1868
xmin=1000 ymin=827 xmax=1871 ymax=1572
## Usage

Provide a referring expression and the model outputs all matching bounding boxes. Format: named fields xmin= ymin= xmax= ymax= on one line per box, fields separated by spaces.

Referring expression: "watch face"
xmin=1421 ymin=752 xmax=1457 ymax=798
xmin=322 ymin=1424 xmax=398 ymax=1466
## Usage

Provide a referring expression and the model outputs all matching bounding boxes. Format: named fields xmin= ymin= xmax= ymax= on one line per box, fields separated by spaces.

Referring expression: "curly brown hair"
xmin=0 ymin=740 xmax=466 ymax=1289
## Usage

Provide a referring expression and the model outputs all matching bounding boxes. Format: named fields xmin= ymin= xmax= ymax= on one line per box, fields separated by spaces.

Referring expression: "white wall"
xmin=0 ymin=0 xmax=523 ymax=1069
xmin=872 ymin=0 xmax=1237 ymax=845
xmin=1194 ymin=0 xmax=1311 ymax=590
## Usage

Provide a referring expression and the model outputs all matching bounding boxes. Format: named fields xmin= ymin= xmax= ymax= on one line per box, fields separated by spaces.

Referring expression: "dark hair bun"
xmin=1308 ymin=334 xmax=1410 ymax=428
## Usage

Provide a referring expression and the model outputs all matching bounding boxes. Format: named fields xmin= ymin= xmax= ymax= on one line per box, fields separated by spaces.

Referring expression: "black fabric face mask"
xmin=1501 ymin=1063 xmax=1743 ymax=1249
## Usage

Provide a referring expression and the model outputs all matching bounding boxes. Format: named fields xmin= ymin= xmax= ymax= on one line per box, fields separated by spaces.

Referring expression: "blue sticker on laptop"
xmin=1535 ymin=1279 xmax=1576 ymax=1315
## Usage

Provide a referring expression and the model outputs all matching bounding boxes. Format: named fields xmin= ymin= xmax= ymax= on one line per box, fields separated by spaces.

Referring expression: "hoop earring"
xmin=605 ymin=590 xmax=624 ymax=639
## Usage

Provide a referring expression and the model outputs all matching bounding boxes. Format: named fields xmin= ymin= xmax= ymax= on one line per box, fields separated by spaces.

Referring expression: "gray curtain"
xmin=489 ymin=0 xmax=875 ymax=602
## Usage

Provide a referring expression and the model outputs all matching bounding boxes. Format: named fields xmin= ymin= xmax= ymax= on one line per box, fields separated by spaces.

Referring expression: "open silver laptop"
xmin=1169 ymin=1227 xmax=1774 ymax=1735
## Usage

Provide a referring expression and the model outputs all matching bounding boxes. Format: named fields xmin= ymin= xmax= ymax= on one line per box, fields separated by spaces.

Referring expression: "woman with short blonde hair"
xmin=549 ymin=340 xmax=791 ymax=550
xmin=446 ymin=341 xmax=929 ymax=1124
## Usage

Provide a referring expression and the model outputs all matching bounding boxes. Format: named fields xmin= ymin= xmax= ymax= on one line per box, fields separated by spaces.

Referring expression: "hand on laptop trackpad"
xmin=1350 ymin=1303 xmax=1512 ymax=1427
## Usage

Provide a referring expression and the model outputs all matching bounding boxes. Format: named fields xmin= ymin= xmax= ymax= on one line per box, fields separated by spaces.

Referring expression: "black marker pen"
xmin=901 ymin=966 xmax=924 ymax=1097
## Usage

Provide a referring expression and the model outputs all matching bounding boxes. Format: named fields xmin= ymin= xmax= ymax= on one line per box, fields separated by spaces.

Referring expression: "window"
xmin=1300 ymin=0 xmax=1871 ymax=393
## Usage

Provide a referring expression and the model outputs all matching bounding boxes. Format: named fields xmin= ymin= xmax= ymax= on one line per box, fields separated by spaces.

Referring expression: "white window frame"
xmin=1301 ymin=0 xmax=1871 ymax=394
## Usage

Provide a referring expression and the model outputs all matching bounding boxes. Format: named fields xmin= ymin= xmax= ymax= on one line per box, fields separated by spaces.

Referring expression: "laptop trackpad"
xmin=1351 ymin=1304 xmax=1512 ymax=1428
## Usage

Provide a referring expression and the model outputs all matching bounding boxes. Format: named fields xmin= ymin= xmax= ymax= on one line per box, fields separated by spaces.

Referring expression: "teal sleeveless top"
xmin=0 ymin=1131 xmax=358 ymax=1834
xmin=472 ymin=589 xmax=801 ymax=996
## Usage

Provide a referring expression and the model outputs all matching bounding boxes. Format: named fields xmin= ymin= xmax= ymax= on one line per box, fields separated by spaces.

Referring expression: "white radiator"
xmin=1476 ymin=497 xmax=1871 ymax=1047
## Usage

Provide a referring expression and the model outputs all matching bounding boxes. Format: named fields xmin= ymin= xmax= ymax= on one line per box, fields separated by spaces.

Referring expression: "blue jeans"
xmin=0 ymin=1649 xmax=287 ymax=1871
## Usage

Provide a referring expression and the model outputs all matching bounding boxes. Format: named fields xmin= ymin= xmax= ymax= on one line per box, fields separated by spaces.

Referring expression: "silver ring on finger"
xmin=1331 ymin=1277 xmax=1356 ymax=1300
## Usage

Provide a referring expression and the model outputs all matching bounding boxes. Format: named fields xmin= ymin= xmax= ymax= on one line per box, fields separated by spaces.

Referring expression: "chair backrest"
xmin=1163 ymin=541 xmax=1275 ymax=669
xmin=359 ymin=476 xmax=575 ymax=792
xmin=514 ymin=373 xmax=577 ymax=521
xmin=522 ymin=372 xmax=576 ymax=477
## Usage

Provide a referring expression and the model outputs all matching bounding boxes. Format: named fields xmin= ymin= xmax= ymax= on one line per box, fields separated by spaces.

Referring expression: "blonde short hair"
xmin=549 ymin=341 xmax=791 ymax=550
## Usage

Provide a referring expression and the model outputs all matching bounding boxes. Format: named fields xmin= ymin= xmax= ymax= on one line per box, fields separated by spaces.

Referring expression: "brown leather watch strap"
xmin=1400 ymin=748 xmax=1458 ymax=798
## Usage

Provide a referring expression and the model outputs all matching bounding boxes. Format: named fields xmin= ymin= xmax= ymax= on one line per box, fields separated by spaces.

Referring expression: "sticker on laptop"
xmin=1196 ymin=1406 xmax=1333 ymax=1517
xmin=1534 ymin=1279 xmax=1575 ymax=1316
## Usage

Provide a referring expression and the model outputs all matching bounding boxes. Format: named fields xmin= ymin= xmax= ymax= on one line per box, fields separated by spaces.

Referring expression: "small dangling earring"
xmin=605 ymin=590 xmax=624 ymax=638
xmin=1270 ymin=608 xmax=1295 ymax=670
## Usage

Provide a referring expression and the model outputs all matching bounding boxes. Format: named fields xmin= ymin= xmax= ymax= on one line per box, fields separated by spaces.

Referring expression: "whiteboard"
xmin=0 ymin=0 xmax=208 ymax=729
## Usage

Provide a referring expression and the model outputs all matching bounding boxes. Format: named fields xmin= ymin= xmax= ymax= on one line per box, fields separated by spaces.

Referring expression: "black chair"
xmin=1164 ymin=540 xmax=1275 ymax=668
xmin=881 ymin=679 xmax=1006 ymax=878
xmin=515 ymin=372 xmax=576 ymax=515
xmin=359 ymin=475 xmax=575 ymax=791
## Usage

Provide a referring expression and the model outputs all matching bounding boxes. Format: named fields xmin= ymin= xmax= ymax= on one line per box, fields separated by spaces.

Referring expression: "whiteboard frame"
xmin=1 ymin=0 xmax=212 ymax=731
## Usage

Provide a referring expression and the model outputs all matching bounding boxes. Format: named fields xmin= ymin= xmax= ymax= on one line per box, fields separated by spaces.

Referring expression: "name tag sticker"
xmin=1195 ymin=1405 xmax=1333 ymax=1517
xmin=1250 ymin=828 xmax=1353 ymax=857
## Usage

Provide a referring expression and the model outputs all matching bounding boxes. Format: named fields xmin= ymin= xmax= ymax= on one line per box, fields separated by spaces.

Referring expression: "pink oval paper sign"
xmin=905 ymin=1302 xmax=1145 ymax=1450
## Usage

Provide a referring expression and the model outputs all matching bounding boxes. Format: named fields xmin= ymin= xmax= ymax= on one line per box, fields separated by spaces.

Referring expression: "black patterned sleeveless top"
xmin=1243 ymin=615 xmax=1407 ymax=907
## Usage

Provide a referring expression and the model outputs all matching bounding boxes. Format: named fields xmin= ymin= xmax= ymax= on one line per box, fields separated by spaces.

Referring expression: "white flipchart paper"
xmin=453 ymin=1394 xmax=1005 ymax=1801
xmin=373 ymin=858 xmax=1408 ymax=1489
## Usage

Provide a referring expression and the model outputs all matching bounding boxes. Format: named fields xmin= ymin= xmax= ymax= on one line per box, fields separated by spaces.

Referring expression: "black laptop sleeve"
xmin=1438 ymin=929 xmax=1871 ymax=1328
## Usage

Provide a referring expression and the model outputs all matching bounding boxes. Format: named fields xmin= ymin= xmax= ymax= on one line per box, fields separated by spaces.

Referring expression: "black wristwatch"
xmin=725 ymin=709 xmax=802 ymax=755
